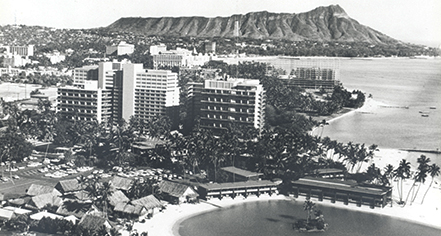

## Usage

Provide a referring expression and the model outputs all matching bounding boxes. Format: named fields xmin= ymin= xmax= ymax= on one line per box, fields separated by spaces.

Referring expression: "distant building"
xmin=106 ymin=41 xmax=135 ymax=56
xmin=188 ymin=78 xmax=265 ymax=132
xmin=204 ymin=41 xmax=216 ymax=54
xmin=0 ymin=45 xmax=34 ymax=57
xmin=275 ymin=58 xmax=341 ymax=91
xmin=44 ymin=51 xmax=66 ymax=64
xmin=149 ymin=44 xmax=167 ymax=55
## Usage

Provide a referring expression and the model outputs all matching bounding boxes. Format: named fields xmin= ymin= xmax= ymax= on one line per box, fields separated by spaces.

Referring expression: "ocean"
xmin=179 ymin=200 xmax=441 ymax=236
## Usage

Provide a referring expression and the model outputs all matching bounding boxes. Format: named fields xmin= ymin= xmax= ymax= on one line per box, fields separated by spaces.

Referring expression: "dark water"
xmin=179 ymin=200 xmax=441 ymax=236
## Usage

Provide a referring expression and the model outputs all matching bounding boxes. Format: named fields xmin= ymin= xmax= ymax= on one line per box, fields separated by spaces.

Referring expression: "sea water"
xmin=179 ymin=200 xmax=441 ymax=236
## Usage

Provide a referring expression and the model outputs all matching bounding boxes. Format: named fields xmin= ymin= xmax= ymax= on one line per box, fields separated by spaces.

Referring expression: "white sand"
xmin=121 ymin=98 xmax=441 ymax=235
xmin=122 ymin=148 xmax=441 ymax=236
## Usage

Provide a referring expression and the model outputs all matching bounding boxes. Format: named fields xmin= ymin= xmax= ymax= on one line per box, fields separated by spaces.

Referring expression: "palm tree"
xmin=303 ymin=200 xmax=316 ymax=224
xmin=405 ymin=155 xmax=430 ymax=205
xmin=394 ymin=159 xmax=411 ymax=204
xmin=421 ymin=163 xmax=440 ymax=204
xmin=383 ymin=164 xmax=395 ymax=186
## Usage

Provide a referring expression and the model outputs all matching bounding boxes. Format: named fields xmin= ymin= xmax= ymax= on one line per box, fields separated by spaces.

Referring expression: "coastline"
xmin=128 ymin=146 xmax=441 ymax=236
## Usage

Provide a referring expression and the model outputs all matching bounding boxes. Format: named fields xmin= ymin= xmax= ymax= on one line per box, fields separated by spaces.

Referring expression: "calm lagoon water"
xmin=179 ymin=200 xmax=441 ymax=236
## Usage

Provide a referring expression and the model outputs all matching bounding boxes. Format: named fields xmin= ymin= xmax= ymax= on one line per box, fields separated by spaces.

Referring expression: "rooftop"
xmin=220 ymin=166 xmax=263 ymax=178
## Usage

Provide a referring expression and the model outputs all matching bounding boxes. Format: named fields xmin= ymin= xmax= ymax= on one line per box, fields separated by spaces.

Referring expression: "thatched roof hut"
xmin=29 ymin=192 xmax=62 ymax=209
xmin=110 ymin=176 xmax=133 ymax=191
xmin=79 ymin=215 xmax=112 ymax=232
xmin=108 ymin=190 xmax=129 ymax=207
xmin=26 ymin=184 xmax=61 ymax=196
xmin=113 ymin=202 xmax=146 ymax=216
xmin=131 ymin=195 xmax=162 ymax=210
xmin=55 ymin=179 xmax=84 ymax=193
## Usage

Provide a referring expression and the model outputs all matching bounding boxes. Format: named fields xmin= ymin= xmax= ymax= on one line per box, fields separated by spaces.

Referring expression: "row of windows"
xmin=59 ymin=101 xmax=97 ymax=106
xmin=205 ymin=106 xmax=254 ymax=113
xmin=205 ymin=114 xmax=253 ymax=121
xmin=59 ymin=108 xmax=97 ymax=114
xmin=206 ymin=97 xmax=254 ymax=104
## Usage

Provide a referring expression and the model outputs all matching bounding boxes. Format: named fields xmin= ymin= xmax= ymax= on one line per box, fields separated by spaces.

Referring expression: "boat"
xmin=429 ymin=106 xmax=436 ymax=109
xmin=421 ymin=114 xmax=429 ymax=117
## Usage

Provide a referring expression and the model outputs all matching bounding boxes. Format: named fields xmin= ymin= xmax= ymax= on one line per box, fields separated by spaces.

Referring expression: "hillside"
xmin=106 ymin=5 xmax=399 ymax=44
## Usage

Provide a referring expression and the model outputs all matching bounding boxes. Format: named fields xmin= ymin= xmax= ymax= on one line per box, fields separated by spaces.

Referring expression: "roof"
xmin=55 ymin=179 xmax=83 ymax=193
xmin=131 ymin=195 xmax=162 ymax=210
xmin=199 ymin=180 xmax=280 ymax=191
xmin=30 ymin=211 xmax=63 ymax=220
xmin=110 ymin=176 xmax=133 ymax=191
xmin=26 ymin=184 xmax=60 ymax=196
xmin=314 ymin=168 xmax=344 ymax=175
xmin=30 ymin=192 xmax=62 ymax=209
xmin=159 ymin=181 xmax=198 ymax=198
xmin=56 ymin=201 xmax=91 ymax=218
xmin=2 ymin=206 xmax=32 ymax=215
xmin=108 ymin=190 xmax=130 ymax=207
xmin=113 ymin=202 xmax=146 ymax=216
xmin=8 ymin=196 xmax=31 ymax=206
xmin=291 ymin=177 xmax=390 ymax=197
xmin=220 ymin=166 xmax=263 ymax=178
xmin=0 ymin=209 xmax=15 ymax=220
xmin=79 ymin=215 xmax=109 ymax=231
xmin=132 ymin=136 xmax=167 ymax=150
xmin=64 ymin=215 xmax=79 ymax=224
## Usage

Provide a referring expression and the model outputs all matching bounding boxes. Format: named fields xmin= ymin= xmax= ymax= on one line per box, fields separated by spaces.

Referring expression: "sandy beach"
xmin=121 ymin=97 xmax=441 ymax=235
xmin=124 ymin=147 xmax=441 ymax=236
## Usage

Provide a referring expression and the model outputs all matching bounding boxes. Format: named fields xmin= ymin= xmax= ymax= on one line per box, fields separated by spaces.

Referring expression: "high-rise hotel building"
xmin=121 ymin=64 xmax=179 ymax=122
xmin=57 ymin=62 xmax=179 ymax=124
xmin=188 ymin=79 xmax=265 ymax=132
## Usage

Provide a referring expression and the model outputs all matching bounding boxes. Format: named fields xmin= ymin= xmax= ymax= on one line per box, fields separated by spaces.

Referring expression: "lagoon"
xmin=179 ymin=200 xmax=441 ymax=236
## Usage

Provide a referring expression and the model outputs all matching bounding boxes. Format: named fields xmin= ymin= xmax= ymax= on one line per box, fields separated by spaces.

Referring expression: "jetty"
xmin=401 ymin=149 xmax=441 ymax=154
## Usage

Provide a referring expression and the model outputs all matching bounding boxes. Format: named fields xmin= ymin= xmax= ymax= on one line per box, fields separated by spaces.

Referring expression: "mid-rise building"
xmin=121 ymin=64 xmax=179 ymax=122
xmin=0 ymin=45 xmax=34 ymax=57
xmin=188 ymin=79 xmax=265 ymax=132
xmin=106 ymin=41 xmax=135 ymax=56
xmin=58 ymin=62 xmax=180 ymax=125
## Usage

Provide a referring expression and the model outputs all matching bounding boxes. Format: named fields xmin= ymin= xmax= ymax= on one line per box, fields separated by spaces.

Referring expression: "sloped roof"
xmin=0 ymin=209 xmax=15 ymax=220
xmin=110 ymin=176 xmax=133 ymax=191
xmin=159 ymin=180 xmax=198 ymax=198
xmin=79 ymin=215 xmax=110 ymax=231
xmin=30 ymin=211 xmax=63 ymax=220
xmin=26 ymin=184 xmax=60 ymax=196
xmin=55 ymin=179 xmax=83 ymax=193
xmin=30 ymin=192 xmax=62 ymax=209
xmin=64 ymin=215 xmax=79 ymax=224
xmin=8 ymin=196 xmax=31 ymax=206
xmin=220 ymin=166 xmax=263 ymax=178
xmin=113 ymin=202 xmax=145 ymax=216
xmin=56 ymin=201 xmax=91 ymax=218
xmin=131 ymin=195 xmax=162 ymax=210
xmin=2 ymin=206 xmax=32 ymax=215
xmin=108 ymin=190 xmax=129 ymax=207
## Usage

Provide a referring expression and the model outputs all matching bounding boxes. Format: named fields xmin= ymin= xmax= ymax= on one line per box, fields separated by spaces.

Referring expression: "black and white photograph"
xmin=0 ymin=0 xmax=440 ymax=235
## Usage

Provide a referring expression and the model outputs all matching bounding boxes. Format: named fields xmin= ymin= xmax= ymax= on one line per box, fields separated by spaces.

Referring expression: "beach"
xmin=125 ymin=147 xmax=441 ymax=236
xmin=122 ymin=97 xmax=441 ymax=235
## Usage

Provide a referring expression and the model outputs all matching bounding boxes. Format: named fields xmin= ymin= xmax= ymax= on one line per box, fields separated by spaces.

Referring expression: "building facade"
xmin=0 ymin=45 xmax=34 ymax=57
xmin=58 ymin=62 xmax=180 ymax=124
xmin=106 ymin=41 xmax=135 ymax=56
xmin=121 ymin=64 xmax=179 ymax=122
xmin=189 ymin=79 xmax=265 ymax=132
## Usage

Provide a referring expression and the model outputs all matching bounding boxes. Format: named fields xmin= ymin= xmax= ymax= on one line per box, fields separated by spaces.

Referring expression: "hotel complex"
xmin=57 ymin=62 xmax=179 ymax=124
xmin=187 ymin=79 xmax=266 ymax=132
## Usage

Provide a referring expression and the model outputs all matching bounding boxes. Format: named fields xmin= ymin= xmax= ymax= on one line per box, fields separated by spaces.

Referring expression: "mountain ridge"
xmin=106 ymin=5 xmax=399 ymax=44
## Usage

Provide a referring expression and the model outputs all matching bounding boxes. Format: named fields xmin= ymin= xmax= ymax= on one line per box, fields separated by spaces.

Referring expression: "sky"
xmin=1 ymin=0 xmax=440 ymax=46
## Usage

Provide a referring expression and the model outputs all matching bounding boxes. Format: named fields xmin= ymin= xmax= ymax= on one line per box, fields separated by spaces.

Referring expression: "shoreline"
xmin=128 ymin=147 xmax=441 ymax=236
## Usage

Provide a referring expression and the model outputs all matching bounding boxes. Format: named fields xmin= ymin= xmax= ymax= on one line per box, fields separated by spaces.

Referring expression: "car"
xmin=12 ymin=175 xmax=20 ymax=179
xmin=1 ymin=177 xmax=10 ymax=182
